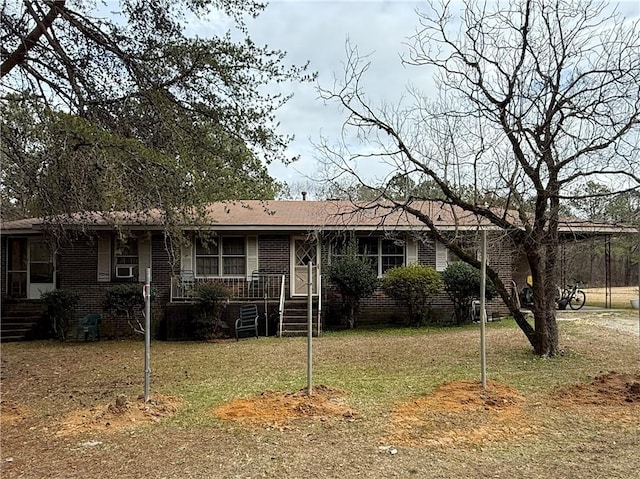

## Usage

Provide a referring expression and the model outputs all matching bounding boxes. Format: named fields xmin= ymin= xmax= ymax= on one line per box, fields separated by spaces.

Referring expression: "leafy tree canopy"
xmin=1 ymin=0 xmax=314 ymax=222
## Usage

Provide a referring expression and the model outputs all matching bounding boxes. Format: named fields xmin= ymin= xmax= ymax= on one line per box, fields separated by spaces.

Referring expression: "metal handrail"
xmin=171 ymin=272 xmax=283 ymax=301
xmin=278 ymin=274 xmax=286 ymax=337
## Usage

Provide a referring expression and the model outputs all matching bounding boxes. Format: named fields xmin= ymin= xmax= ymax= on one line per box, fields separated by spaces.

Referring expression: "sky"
xmin=223 ymin=0 xmax=434 ymax=189
xmin=194 ymin=0 xmax=640 ymax=193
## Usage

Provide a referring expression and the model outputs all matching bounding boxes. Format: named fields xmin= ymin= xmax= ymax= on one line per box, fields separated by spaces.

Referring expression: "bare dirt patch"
xmin=213 ymin=384 xmax=356 ymax=428
xmin=554 ymin=371 xmax=640 ymax=407
xmin=385 ymin=380 xmax=534 ymax=447
xmin=56 ymin=393 xmax=182 ymax=436
xmin=0 ymin=399 xmax=29 ymax=425
xmin=551 ymin=372 xmax=640 ymax=428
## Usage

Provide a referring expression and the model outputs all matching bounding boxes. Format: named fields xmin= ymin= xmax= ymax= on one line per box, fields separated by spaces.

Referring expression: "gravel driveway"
xmin=556 ymin=308 xmax=640 ymax=336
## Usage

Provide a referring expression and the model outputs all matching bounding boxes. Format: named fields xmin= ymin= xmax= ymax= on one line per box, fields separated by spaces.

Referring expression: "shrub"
xmin=327 ymin=244 xmax=378 ymax=328
xmin=441 ymin=262 xmax=496 ymax=324
xmin=41 ymin=289 xmax=80 ymax=340
xmin=193 ymin=282 xmax=231 ymax=339
xmin=381 ymin=264 xmax=443 ymax=326
xmin=104 ymin=283 xmax=154 ymax=334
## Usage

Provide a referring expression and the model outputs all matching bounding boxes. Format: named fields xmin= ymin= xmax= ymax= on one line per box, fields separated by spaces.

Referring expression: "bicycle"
xmin=556 ymin=281 xmax=586 ymax=310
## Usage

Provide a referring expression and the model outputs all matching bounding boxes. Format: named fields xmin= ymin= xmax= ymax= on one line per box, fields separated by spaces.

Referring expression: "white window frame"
xmin=330 ymin=236 xmax=406 ymax=277
xmin=194 ymin=236 xmax=247 ymax=278
xmin=98 ymin=233 xmax=151 ymax=283
xmin=114 ymin=237 xmax=139 ymax=275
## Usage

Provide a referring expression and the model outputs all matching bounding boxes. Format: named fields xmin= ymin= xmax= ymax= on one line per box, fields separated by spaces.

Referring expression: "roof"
xmin=1 ymin=200 xmax=636 ymax=235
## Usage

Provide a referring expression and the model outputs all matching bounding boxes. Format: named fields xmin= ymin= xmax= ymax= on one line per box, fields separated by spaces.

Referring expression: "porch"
xmin=169 ymin=271 xmax=322 ymax=337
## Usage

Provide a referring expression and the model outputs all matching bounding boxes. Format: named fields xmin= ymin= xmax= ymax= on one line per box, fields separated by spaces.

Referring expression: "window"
xmin=6 ymin=238 xmax=55 ymax=297
xmin=29 ymin=240 xmax=54 ymax=283
xmin=114 ymin=237 xmax=139 ymax=278
xmin=7 ymin=238 xmax=28 ymax=297
xmin=381 ymin=239 xmax=405 ymax=272
xmin=331 ymin=236 xmax=406 ymax=276
xmin=97 ymin=233 xmax=151 ymax=283
xmin=195 ymin=236 xmax=246 ymax=277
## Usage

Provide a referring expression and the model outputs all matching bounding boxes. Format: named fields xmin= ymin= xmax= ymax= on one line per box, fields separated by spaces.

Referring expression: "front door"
xmin=8 ymin=238 xmax=56 ymax=299
xmin=291 ymin=237 xmax=319 ymax=296
xmin=28 ymin=239 xmax=55 ymax=299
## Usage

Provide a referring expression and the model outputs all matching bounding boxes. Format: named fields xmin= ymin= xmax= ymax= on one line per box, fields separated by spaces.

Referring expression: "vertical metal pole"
xmin=264 ymin=290 xmax=268 ymax=337
xmin=604 ymin=235 xmax=611 ymax=309
xmin=144 ymin=268 xmax=151 ymax=403
xmin=307 ymin=262 xmax=313 ymax=396
xmin=480 ymin=230 xmax=487 ymax=390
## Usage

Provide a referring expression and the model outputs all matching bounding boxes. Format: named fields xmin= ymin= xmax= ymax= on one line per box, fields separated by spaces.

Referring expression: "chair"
xmin=180 ymin=270 xmax=195 ymax=299
xmin=235 ymin=304 xmax=259 ymax=341
xmin=76 ymin=313 xmax=102 ymax=341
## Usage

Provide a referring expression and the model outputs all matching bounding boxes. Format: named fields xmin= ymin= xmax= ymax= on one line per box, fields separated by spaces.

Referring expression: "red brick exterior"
xmin=54 ymin=233 xmax=172 ymax=338
xmin=1 ymin=229 xmax=516 ymax=338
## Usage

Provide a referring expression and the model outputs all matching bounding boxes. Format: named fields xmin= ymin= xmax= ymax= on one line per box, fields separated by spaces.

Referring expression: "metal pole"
xmin=144 ymin=267 xmax=151 ymax=403
xmin=264 ymin=290 xmax=268 ymax=337
xmin=480 ymin=230 xmax=487 ymax=390
xmin=307 ymin=262 xmax=313 ymax=396
xmin=605 ymin=236 xmax=612 ymax=309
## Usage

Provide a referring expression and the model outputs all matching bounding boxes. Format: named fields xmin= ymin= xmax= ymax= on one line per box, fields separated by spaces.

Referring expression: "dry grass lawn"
xmin=1 ymin=313 xmax=639 ymax=478
xmin=584 ymin=286 xmax=639 ymax=309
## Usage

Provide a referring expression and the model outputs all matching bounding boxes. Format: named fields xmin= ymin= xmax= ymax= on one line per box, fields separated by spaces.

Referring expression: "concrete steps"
xmin=1 ymin=301 xmax=46 ymax=341
xmin=280 ymin=299 xmax=321 ymax=337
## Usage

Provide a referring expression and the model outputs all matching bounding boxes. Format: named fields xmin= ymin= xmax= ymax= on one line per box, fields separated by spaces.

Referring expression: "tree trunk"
xmin=531 ymin=303 xmax=559 ymax=356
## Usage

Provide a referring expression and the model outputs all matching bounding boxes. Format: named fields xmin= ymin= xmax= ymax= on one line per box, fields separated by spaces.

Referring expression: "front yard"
xmin=1 ymin=314 xmax=639 ymax=478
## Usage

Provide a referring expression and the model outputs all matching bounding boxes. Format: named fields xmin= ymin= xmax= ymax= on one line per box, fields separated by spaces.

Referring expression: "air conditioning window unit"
xmin=115 ymin=265 xmax=136 ymax=279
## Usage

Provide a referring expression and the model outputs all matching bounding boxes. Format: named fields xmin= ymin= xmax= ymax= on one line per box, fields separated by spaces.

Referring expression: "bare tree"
xmin=318 ymin=0 xmax=640 ymax=356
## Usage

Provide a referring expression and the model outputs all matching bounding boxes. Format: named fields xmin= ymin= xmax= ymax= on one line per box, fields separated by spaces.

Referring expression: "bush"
xmin=381 ymin=264 xmax=443 ymax=326
xmin=327 ymin=245 xmax=378 ymax=328
xmin=41 ymin=289 xmax=80 ymax=340
xmin=104 ymin=283 xmax=154 ymax=334
xmin=193 ymin=282 xmax=231 ymax=339
xmin=441 ymin=262 xmax=496 ymax=324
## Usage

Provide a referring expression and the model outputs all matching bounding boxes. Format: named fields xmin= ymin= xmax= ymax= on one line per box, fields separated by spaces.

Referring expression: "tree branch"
xmin=1 ymin=0 xmax=66 ymax=78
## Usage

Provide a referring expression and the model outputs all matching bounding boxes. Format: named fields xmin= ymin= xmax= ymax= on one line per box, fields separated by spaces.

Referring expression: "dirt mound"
xmin=213 ymin=384 xmax=356 ymax=427
xmin=387 ymin=380 xmax=534 ymax=447
xmin=554 ymin=371 xmax=640 ymax=406
xmin=56 ymin=394 xmax=182 ymax=436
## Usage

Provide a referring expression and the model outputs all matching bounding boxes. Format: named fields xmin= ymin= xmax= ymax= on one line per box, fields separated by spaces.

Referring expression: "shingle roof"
xmin=1 ymin=200 xmax=635 ymax=234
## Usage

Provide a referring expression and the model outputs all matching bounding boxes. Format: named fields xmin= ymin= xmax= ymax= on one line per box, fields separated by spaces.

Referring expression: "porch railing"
xmin=170 ymin=271 xmax=284 ymax=302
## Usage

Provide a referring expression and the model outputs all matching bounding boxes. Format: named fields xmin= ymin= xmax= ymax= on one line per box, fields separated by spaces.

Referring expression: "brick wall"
xmin=258 ymin=235 xmax=290 ymax=274
xmin=320 ymin=232 xmax=516 ymax=327
xmin=57 ymin=232 xmax=172 ymax=339
xmin=2 ymin=229 xmax=519 ymax=337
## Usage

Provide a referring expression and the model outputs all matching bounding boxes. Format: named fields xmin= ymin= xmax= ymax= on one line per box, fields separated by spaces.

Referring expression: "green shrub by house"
xmin=41 ymin=289 xmax=80 ymax=340
xmin=441 ymin=262 xmax=496 ymax=324
xmin=381 ymin=264 xmax=443 ymax=326
xmin=193 ymin=282 xmax=231 ymax=339
xmin=104 ymin=283 xmax=154 ymax=335
xmin=327 ymin=243 xmax=378 ymax=328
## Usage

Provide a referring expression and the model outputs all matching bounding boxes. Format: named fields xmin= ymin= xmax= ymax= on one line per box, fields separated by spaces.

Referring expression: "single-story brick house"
xmin=0 ymin=200 xmax=629 ymax=340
